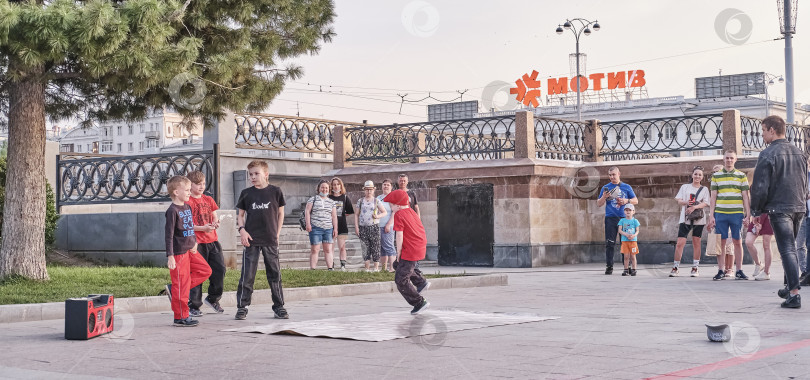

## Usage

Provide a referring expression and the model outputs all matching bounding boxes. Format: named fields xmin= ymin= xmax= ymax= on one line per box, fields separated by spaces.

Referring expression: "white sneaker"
xmin=668 ymin=268 xmax=679 ymax=277
xmin=754 ymin=271 xmax=770 ymax=281
xmin=752 ymin=264 xmax=762 ymax=277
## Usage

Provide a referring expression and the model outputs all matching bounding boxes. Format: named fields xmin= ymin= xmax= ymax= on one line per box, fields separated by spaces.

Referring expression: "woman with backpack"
xmin=354 ymin=180 xmax=387 ymax=272
xmin=305 ymin=180 xmax=338 ymax=270
xmin=669 ymin=166 xmax=711 ymax=278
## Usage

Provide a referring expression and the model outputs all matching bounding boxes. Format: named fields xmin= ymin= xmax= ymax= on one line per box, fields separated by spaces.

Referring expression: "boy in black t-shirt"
xmin=234 ymin=160 xmax=287 ymax=320
xmin=164 ymin=175 xmax=212 ymax=327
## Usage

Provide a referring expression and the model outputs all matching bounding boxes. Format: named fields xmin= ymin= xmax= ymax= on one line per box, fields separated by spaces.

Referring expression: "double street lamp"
xmin=747 ymin=73 xmax=784 ymax=117
xmin=556 ymin=18 xmax=600 ymax=121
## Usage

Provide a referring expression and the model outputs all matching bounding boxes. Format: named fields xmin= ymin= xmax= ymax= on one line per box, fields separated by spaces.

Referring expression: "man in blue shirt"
xmin=597 ymin=167 xmax=639 ymax=275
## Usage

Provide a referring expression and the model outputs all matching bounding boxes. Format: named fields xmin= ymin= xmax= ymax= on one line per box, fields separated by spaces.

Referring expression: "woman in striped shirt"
xmin=305 ymin=180 xmax=338 ymax=270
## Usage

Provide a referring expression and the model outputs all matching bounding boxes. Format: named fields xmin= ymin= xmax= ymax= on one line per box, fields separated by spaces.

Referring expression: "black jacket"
xmin=750 ymin=139 xmax=808 ymax=216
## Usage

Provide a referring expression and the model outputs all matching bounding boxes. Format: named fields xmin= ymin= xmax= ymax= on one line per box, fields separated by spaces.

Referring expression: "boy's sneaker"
xmin=173 ymin=317 xmax=199 ymax=327
xmin=605 ymin=265 xmax=613 ymax=275
xmin=713 ymin=270 xmax=725 ymax=281
xmin=273 ymin=307 xmax=289 ymax=319
xmin=781 ymin=294 xmax=801 ymax=309
xmin=328 ymin=267 xmax=334 ymax=271
xmin=235 ymin=307 xmax=248 ymax=320
xmin=417 ymin=281 xmax=431 ymax=294
xmin=630 ymin=269 xmax=637 ymax=276
xmin=778 ymin=287 xmax=790 ymax=299
xmin=203 ymin=298 xmax=224 ymax=313
xmin=410 ymin=299 xmax=430 ymax=315
xmin=735 ymin=270 xmax=749 ymax=280
xmin=621 ymin=268 xmax=629 ymax=276
xmin=754 ymin=271 xmax=770 ymax=281
xmin=189 ymin=308 xmax=203 ymax=317
xmin=752 ymin=264 xmax=763 ymax=277
xmin=669 ymin=268 xmax=679 ymax=277
xmin=163 ymin=284 xmax=172 ymax=302
xmin=690 ymin=267 xmax=699 ymax=277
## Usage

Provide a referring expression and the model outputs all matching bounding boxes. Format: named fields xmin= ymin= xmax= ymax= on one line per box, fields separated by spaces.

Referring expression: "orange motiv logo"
xmin=510 ymin=70 xmax=646 ymax=107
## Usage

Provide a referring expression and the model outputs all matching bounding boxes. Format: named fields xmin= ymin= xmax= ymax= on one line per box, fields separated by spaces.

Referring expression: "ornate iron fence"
xmin=600 ymin=114 xmax=724 ymax=158
xmin=741 ymin=115 xmax=809 ymax=153
xmin=345 ymin=115 xmax=515 ymax=162
xmin=235 ymin=113 xmax=364 ymax=153
xmin=534 ymin=118 xmax=591 ymax=161
xmin=57 ymin=149 xmax=216 ymax=209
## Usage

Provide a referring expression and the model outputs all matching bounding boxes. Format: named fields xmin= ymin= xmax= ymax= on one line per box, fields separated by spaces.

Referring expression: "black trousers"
xmin=605 ymin=216 xmax=622 ymax=267
xmin=236 ymin=245 xmax=284 ymax=310
xmin=395 ymin=259 xmax=427 ymax=306
xmin=188 ymin=241 xmax=226 ymax=309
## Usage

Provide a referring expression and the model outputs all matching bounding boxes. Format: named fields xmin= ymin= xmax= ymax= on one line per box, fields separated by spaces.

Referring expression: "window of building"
xmin=664 ymin=124 xmax=676 ymax=141
xmin=76 ymin=145 xmax=81 ymax=153
xmin=87 ymin=144 xmax=91 ymax=152
xmin=139 ymin=142 xmax=144 ymax=151
xmin=101 ymin=142 xmax=112 ymax=152
xmin=166 ymin=124 xmax=173 ymax=136
xmin=128 ymin=142 xmax=133 ymax=152
xmin=139 ymin=124 xmax=144 ymax=133
xmin=117 ymin=126 xmax=122 ymax=136
xmin=117 ymin=143 xmax=122 ymax=152
xmin=128 ymin=125 xmax=133 ymax=135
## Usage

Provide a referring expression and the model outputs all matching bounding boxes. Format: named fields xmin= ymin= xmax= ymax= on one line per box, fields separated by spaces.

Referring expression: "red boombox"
xmin=65 ymin=294 xmax=114 ymax=340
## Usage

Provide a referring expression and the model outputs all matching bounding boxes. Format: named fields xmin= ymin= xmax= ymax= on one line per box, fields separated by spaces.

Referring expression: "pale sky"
xmin=264 ymin=0 xmax=809 ymax=125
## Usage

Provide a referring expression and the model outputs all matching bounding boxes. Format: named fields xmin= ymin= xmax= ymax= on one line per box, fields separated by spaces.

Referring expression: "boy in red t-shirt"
xmin=383 ymin=189 xmax=430 ymax=314
xmin=186 ymin=171 xmax=226 ymax=316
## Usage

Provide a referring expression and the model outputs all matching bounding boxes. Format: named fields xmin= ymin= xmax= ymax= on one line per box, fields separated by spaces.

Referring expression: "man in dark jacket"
xmin=750 ymin=115 xmax=808 ymax=308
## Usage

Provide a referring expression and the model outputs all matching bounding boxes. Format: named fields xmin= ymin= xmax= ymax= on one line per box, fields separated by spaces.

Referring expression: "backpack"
xmin=299 ymin=196 xmax=314 ymax=230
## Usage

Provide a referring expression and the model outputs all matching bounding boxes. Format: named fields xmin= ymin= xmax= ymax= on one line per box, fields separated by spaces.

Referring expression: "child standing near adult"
xmin=745 ymin=213 xmax=774 ymax=280
xmin=384 ymin=189 xmax=430 ymax=314
xmin=185 ymin=171 xmax=226 ymax=316
xmin=164 ymin=175 xmax=212 ymax=327
xmin=376 ymin=179 xmax=396 ymax=272
xmin=354 ymin=181 xmax=387 ymax=272
xmin=235 ymin=160 xmax=287 ymax=320
xmin=618 ymin=204 xmax=641 ymax=276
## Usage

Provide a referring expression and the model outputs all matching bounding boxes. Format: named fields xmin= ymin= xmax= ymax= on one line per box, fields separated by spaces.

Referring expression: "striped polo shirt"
xmin=710 ymin=168 xmax=749 ymax=214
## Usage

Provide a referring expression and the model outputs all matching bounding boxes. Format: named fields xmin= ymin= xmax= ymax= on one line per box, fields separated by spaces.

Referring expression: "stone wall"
xmin=328 ymin=155 xmax=766 ymax=267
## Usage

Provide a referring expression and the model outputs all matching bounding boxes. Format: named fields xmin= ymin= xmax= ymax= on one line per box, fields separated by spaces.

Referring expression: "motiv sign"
xmin=510 ymin=70 xmax=647 ymax=107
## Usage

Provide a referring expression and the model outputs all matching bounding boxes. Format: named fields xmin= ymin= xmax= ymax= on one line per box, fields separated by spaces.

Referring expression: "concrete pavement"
xmin=1 ymin=262 xmax=809 ymax=379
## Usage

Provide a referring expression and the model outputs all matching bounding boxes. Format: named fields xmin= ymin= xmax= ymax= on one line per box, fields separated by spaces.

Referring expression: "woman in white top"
xmin=670 ymin=166 xmax=711 ymax=277
xmin=354 ymin=180 xmax=387 ymax=272
xmin=305 ymin=180 xmax=338 ymax=270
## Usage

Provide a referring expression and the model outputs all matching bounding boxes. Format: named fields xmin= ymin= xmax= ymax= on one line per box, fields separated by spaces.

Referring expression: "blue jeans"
xmin=769 ymin=212 xmax=805 ymax=291
xmin=605 ymin=216 xmax=621 ymax=266
xmin=308 ymin=226 xmax=334 ymax=245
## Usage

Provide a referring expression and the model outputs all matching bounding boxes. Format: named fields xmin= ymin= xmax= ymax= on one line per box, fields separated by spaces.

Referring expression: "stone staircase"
xmin=236 ymin=224 xmax=367 ymax=270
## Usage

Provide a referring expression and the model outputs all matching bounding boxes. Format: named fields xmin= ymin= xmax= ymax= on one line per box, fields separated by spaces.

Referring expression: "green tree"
xmin=0 ymin=0 xmax=335 ymax=279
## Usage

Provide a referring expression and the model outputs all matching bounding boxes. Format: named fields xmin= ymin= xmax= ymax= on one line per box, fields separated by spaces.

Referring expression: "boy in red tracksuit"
xmin=164 ymin=175 xmax=212 ymax=327
xmin=383 ymin=189 xmax=430 ymax=314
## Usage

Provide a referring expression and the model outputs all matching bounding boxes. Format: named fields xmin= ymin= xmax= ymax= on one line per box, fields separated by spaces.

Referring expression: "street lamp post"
xmin=748 ymin=73 xmax=784 ymax=117
xmin=778 ymin=0 xmax=797 ymax=123
xmin=556 ymin=18 xmax=600 ymax=121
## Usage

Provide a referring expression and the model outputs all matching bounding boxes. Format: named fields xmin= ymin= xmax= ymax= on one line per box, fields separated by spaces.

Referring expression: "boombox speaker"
xmin=65 ymin=294 xmax=114 ymax=340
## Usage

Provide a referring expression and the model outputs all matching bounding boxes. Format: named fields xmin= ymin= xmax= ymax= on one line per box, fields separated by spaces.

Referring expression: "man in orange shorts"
xmin=618 ymin=204 xmax=640 ymax=276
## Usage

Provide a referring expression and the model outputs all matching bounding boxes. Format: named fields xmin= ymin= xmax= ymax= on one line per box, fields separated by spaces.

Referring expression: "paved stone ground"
xmin=2 ymin=261 xmax=810 ymax=380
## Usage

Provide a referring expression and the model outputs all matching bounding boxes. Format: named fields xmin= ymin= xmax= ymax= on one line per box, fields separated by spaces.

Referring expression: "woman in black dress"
xmin=329 ymin=177 xmax=354 ymax=270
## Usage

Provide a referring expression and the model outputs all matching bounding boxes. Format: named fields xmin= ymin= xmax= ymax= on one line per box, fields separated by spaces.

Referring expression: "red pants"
xmin=169 ymin=251 xmax=212 ymax=319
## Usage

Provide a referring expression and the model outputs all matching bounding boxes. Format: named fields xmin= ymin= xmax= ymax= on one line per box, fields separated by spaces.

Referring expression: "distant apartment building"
xmin=58 ymin=108 xmax=202 ymax=155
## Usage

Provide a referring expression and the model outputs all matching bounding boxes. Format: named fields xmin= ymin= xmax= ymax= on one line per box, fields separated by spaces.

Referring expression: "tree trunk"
xmin=0 ymin=63 xmax=48 ymax=280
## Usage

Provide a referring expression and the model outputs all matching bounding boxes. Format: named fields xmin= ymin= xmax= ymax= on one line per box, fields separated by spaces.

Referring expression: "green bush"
xmin=0 ymin=143 xmax=59 ymax=246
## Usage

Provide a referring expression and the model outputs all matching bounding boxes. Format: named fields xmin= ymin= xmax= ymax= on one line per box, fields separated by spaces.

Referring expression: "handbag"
xmin=685 ymin=186 xmax=705 ymax=224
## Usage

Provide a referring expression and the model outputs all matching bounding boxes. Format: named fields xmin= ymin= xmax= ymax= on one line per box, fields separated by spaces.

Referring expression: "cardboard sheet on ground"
xmin=223 ymin=310 xmax=558 ymax=342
